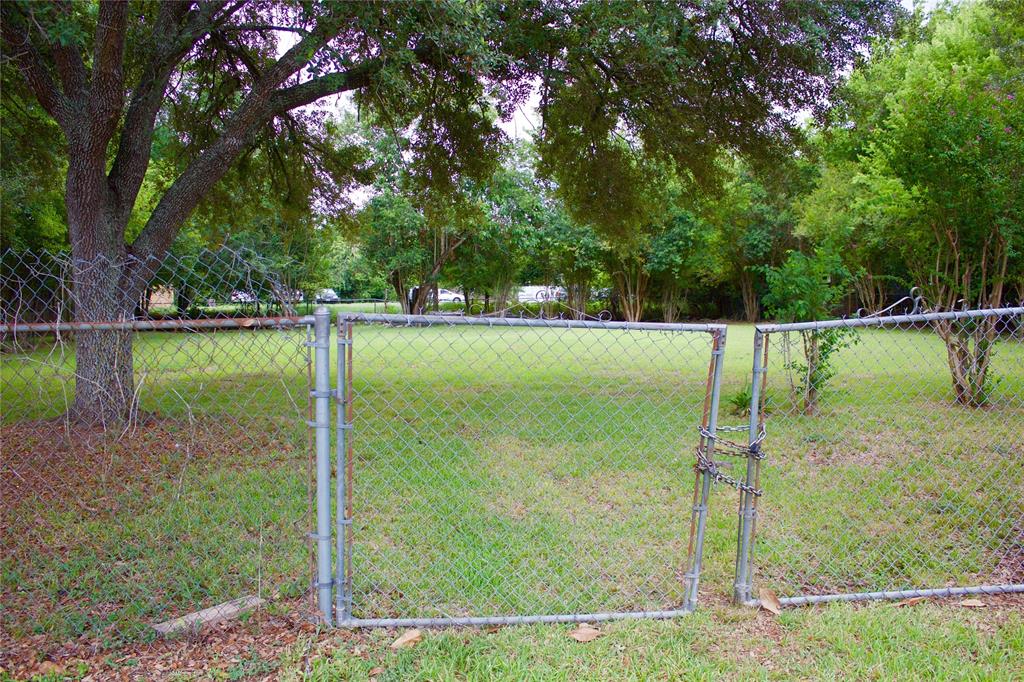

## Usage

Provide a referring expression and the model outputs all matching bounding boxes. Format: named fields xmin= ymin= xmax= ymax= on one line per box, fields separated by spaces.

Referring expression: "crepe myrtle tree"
xmin=819 ymin=2 xmax=1024 ymax=405
xmin=2 ymin=0 xmax=899 ymax=425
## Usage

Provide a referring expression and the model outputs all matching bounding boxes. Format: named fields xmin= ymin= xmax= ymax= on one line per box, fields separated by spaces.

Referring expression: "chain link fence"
xmin=4 ymin=245 xmax=1021 ymax=653
xmin=733 ymin=307 xmax=1024 ymax=607
xmin=333 ymin=313 xmax=725 ymax=625
xmin=1 ymin=248 xmax=317 ymax=650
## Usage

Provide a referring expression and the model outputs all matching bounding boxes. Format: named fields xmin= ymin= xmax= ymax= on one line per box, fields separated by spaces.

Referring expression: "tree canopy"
xmin=0 ymin=0 xmax=904 ymax=422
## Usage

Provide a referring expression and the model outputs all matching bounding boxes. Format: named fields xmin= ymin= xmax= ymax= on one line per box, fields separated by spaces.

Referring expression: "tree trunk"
xmin=740 ymin=270 xmax=758 ymax=322
xmin=175 ymin=284 xmax=194 ymax=317
xmin=74 ymin=327 xmax=135 ymax=426
xmin=491 ymin=272 xmax=516 ymax=317
xmin=390 ymin=271 xmax=411 ymax=314
xmin=136 ymin=286 xmax=152 ymax=318
xmin=661 ymin=280 xmax=682 ymax=324
xmin=933 ymin=317 xmax=998 ymax=407
xmin=853 ymin=270 xmax=884 ymax=313
xmin=567 ymin=282 xmax=589 ymax=320
xmin=613 ymin=259 xmax=648 ymax=323
xmin=411 ymin=283 xmax=431 ymax=314
xmin=70 ymin=253 xmax=138 ymax=426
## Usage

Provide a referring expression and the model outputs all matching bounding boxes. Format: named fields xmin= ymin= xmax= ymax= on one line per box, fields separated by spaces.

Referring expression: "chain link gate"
xmin=732 ymin=307 xmax=1024 ymax=608
xmin=308 ymin=311 xmax=728 ymax=626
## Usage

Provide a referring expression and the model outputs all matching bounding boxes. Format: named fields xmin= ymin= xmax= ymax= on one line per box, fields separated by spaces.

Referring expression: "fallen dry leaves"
xmin=390 ymin=628 xmax=423 ymax=649
xmin=759 ymin=589 xmax=782 ymax=615
xmin=4 ymin=593 xmax=1024 ymax=679
xmin=960 ymin=598 xmax=987 ymax=608
xmin=0 ymin=601 xmax=339 ymax=681
xmin=568 ymin=624 xmax=603 ymax=642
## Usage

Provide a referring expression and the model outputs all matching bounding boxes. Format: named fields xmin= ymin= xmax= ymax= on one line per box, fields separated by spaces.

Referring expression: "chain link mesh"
xmin=343 ymin=315 xmax=720 ymax=620
xmin=1 ymin=248 xmax=316 ymax=649
xmin=746 ymin=310 xmax=1024 ymax=603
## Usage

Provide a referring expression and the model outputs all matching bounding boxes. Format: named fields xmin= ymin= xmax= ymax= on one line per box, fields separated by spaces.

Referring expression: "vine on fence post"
xmin=761 ymin=248 xmax=857 ymax=414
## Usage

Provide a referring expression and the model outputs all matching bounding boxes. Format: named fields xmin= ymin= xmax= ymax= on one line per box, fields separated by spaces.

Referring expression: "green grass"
xmin=291 ymin=603 xmax=1024 ymax=681
xmin=1 ymin=321 xmax=1022 ymax=669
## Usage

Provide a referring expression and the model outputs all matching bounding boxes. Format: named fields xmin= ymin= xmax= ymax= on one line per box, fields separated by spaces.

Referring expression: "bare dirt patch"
xmin=2 ymin=415 xmax=303 ymax=536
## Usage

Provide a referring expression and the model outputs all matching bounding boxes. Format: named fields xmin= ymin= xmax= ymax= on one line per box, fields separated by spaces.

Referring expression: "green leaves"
xmin=762 ymin=248 xmax=851 ymax=324
xmin=535 ymin=0 xmax=900 ymax=237
xmin=816 ymin=1 xmax=1023 ymax=309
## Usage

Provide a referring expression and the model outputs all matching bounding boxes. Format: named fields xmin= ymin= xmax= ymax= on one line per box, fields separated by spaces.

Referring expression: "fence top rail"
xmin=755 ymin=306 xmax=1024 ymax=334
xmin=0 ymin=315 xmax=317 ymax=334
xmin=338 ymin=311 xmax=727 ymax=333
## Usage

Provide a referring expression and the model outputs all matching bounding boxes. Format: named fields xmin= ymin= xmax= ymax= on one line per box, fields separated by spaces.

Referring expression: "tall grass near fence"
xmin=733 ymin=317 xmax=1024 ymax=605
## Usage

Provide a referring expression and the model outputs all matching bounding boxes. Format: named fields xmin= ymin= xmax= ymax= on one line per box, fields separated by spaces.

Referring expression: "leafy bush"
xmin=762 ymin=248 xmax=858 ymax=414
xmin=727 ymin=383 xmax=773 ymax=417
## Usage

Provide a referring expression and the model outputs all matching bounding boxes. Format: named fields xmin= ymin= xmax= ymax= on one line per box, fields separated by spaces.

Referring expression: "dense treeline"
xmin=1 ymin=0 xmax=1018 ymax=420
xmin=5 ymin=2 xmax=1017 ymax=328
xmin=341 ymin=1 xmax=1022 ymax=322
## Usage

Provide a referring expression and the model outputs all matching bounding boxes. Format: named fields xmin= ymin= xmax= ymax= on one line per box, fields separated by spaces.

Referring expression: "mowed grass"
xmin=292 ymin=602 xmax=1023 ymax=681
xmin=1 ymin=321 xmax=1022 ymax=669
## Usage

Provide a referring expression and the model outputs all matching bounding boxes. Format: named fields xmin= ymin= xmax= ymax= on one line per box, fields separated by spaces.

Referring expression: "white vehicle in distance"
xmin=315 ymin=288 xmax=341 ymax=304
xmin=436 ymin=288 xmax=463 ymax=303
xmin=230 ymin=290 xmax=257 ymax=304
xmin=517 ymin=285 xmax=566 ymax=302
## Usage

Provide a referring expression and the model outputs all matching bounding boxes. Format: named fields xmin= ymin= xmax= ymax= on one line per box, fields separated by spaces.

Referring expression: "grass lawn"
xmin=1 ymin=319 xmax=1022 ymax=678
xmin=291 ymin=601 xmax=1023 ymax=681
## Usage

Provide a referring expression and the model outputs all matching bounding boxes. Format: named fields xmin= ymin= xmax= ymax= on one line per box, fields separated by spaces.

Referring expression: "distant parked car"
xmin=278 ymin=289 xmax=304 ymax=303
xmin=230 ymin=290 xmax=257 ymax=304
xmin=517 ymin=285 xmax=565 ymax=302
xmin=436 ymin=288 xmax=462 ymax=303
xmin=590 ymin=287 xmax=613 ymax=301
xmin=316 ymin=288 xmax=341 ymax=303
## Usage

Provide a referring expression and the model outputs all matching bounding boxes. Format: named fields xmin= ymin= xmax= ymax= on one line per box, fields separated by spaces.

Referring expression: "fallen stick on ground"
xmin=152 ymin=596 xmax=264 ymax=637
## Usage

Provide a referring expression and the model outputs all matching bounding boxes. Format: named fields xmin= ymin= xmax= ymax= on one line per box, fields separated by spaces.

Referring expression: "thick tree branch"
xmin=267 ymin=65 xmax=376 ymax=114
xmin=108 ymin=1 xmax=231 ymax=225
xmin=88 ymin=0 xmax=128 ymax=145
xmin=130 ymin=20 xmax=456 ymax=264
xmin=129 ymin=23 xmax=340 ymax=261
xmin=0 ymin=9 xmax=72 ymax=129
xmin=49 ymin=2 xmax=88 ymax=106
xmin=266 ymin=42 xmax=446 ymax=114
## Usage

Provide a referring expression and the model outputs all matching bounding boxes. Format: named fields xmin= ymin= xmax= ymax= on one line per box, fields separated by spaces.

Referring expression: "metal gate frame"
xmin=307 ymin=308 xmax=728 ymax=627
xmin=734 ymin=306 xmax=1024 ymax=609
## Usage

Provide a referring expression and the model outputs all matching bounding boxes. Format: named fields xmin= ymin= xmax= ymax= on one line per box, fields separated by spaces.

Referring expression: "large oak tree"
xmin=1 ymin=0 xmax=898 ymax=424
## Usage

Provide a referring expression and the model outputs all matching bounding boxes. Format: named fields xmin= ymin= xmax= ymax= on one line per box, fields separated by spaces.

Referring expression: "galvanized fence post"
xmin=312 ymin=306 xmax=333 ymax=625
xmin=734 ymin=329 xmax=767 ymax=604
xmin=335 ymin=314 xmax=354 ymax=622
xmin=683 ymin=327 xmax=727 ymax=612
